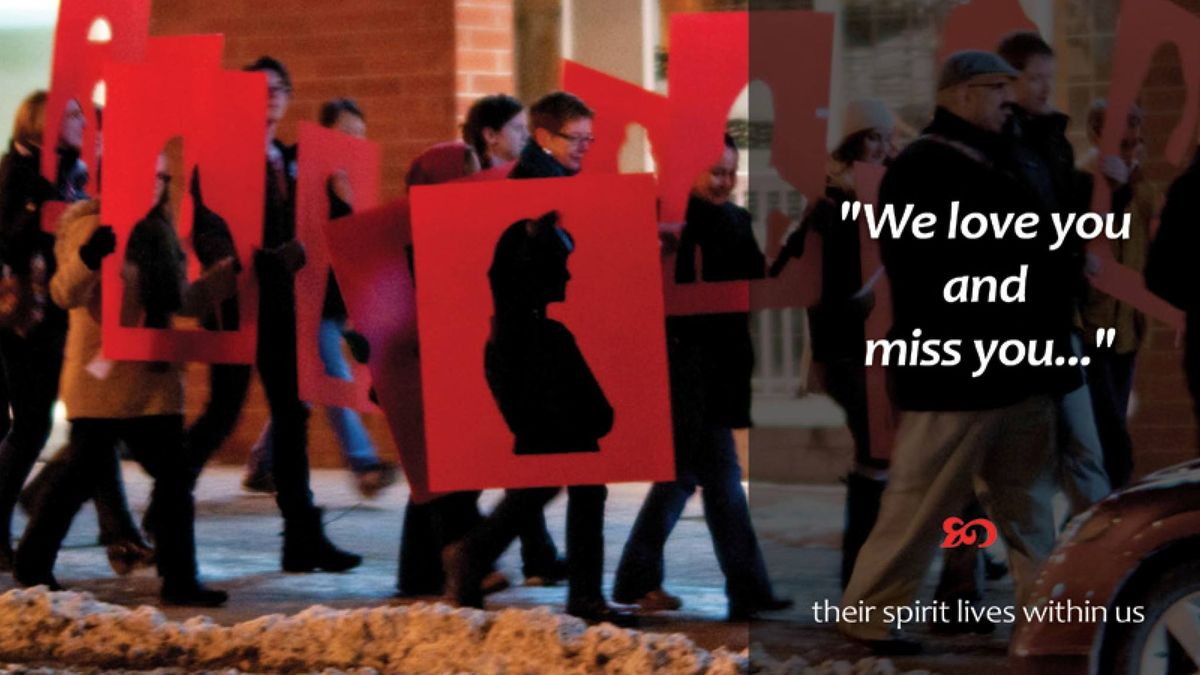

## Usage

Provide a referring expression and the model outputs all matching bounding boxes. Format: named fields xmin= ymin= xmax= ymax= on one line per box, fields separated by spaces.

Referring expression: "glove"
xmin=343 ymin=329 xmax=370 ymax=364
xmin=80 ymin=225 xmax=116 ymax=271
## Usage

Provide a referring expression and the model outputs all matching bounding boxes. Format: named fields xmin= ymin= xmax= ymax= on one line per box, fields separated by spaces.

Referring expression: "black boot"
xmin=841 ymin=471 xmax=885 ymax=589
xmin=161 ymin=580 xmax=228 ymax=607
xmin=281 ymin=507 xmax=362 ymax=573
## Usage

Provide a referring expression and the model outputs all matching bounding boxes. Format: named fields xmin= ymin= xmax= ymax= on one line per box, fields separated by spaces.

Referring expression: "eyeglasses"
xmin=552 ymin=131 xmax=595 ymax=147
xmin=268 ymin=85 xmax=292 ymax=97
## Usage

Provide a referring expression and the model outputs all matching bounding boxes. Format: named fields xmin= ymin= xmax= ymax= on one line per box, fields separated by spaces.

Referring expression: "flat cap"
xmin=937 ymin=50 xmax=1019 ymax=90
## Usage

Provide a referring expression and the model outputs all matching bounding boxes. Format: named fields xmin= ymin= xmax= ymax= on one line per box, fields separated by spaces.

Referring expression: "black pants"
xmin=1188 ymin=313 xmax=1200 ymax=449
xmin=16 ymin=415 xmax=199 ymax=586
xmin=185 ymin=363 xmax=253 ymax=480
xmin=399 ymin=491 xmax=564 ymax=593
xmin=399 ymin=491 xmax=483 ymax=594
xmin=1085 ymin=349 xmax=1136 ymax=488
xmin=257 ymin=299 xmax=315 ymax=521
xmin=465 ymin=484 xmax=606 ymax=606
xmin=0 ymin=327 xmax=64 ymax=550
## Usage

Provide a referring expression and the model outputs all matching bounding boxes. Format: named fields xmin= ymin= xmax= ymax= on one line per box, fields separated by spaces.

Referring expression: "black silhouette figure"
xmin=190 ymin=168 xmax=240 ymax=330
xmin=485 ymin=210 xmax=612 ymax=455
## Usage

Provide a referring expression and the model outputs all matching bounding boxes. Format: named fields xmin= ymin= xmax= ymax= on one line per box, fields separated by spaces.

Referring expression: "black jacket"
xmin=1146 ymin=151 xmax=1200 ymax=428
xmin=1007 ymin=107 xmax=1086 ymax=214
xmin=0 ymin=143 xmax=71 ymax=335
xmin=256 ymin=139 xmax=299 ymax=334
xmin=0 ymin=143 xmax=59 ymax=276
xmin=668 ymin=196 xmax=765 ymax=429
xmin=509 ymin=139 xmax=575 ymax=180
xmin=879 ymin=107 xmax=1079 ymax=411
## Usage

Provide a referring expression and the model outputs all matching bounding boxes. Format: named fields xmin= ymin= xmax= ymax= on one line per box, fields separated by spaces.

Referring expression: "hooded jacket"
xmin=484 ymin=212 xmax=612 ymax=455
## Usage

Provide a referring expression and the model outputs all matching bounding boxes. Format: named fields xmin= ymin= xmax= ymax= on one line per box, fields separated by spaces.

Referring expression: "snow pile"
xmin=0 ymin=588 xmax=747 ymax=673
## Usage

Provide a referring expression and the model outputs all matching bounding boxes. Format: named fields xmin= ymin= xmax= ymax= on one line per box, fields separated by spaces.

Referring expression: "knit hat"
xmin=841 ymin=99 xmax=895 ymax=142
xmin=937 ymin=50 xmax=1019 ymax=90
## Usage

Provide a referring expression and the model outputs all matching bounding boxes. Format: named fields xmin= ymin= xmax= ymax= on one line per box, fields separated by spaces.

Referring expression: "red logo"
xmin=940 ymin=517 xmax=998 ymax=548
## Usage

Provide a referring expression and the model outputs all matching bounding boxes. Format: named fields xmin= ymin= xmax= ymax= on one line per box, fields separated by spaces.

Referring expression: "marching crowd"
xmin=0 ymin=28 xmax=1196 ymax=648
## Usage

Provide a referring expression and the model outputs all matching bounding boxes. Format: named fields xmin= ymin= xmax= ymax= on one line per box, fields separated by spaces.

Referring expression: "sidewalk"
xmin=0 ymin=463 xmax=1013 ymax=673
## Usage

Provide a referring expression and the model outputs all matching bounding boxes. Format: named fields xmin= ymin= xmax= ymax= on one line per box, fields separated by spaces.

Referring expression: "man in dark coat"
xmin=839 ymin=51 xmax=1079 ymax=655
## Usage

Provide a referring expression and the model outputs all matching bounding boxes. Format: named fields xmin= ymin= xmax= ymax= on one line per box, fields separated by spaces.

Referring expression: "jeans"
xmin=613 ymin=427 xmax=774 ymax=607
xmin=16 ymin=415 xmax=200 ymax=587
xmin=246 ymin=317 xmax=380 ymax=475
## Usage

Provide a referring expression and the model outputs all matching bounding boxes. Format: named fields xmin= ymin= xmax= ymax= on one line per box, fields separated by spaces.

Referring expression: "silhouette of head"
xmin=487 ymin=210 xmax=574 ymax=316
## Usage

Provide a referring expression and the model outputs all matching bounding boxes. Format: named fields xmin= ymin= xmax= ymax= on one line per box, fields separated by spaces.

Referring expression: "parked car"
xmin=1011 ymin=459 xmax=1200 ymax=675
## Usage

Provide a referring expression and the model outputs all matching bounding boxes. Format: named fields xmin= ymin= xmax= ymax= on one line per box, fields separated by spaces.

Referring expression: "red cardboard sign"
xmin=323 ymin=199 xmax=432 ymax=500
xmin=99 ymin=61 xmax=265 ymax=363
xmin=296 ymin=122 xmax=382 ymax=410
xmin=1085 ymin=0 xmax=1193 ymax=330
xmin=145 ymin=34 xmax=224 ymax=68
xmin=936 ymin=0 xmax=1036 ymax=67
xmin=42 ymin=0 xmax=151 ymax=197
xmin=855 ymin=163 xmax=897 ymax=461
xmin=409 ymin=174 xmax=673 ymax=492
xmin=562 ymin=60 xmax=668 ymax=175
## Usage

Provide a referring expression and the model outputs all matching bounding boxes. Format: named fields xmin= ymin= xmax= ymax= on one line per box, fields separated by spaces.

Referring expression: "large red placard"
xmin=409 ymin=174 xmax=673 ymax=492
xmin=295 ymin=122 xmax=382 ymax=410
xmin=99 ymin=61 xmax=265 ymax=363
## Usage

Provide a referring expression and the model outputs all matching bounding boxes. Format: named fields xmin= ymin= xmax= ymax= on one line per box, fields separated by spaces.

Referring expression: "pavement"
xmin=0 ymin=463 xmax=1015 ymax=673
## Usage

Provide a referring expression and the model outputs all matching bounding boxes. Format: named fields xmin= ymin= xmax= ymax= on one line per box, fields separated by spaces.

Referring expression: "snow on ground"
xmin=0 ymin=588 xmax=927 ymax=674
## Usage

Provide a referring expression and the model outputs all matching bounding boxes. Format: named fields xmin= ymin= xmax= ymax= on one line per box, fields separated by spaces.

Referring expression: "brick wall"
xmin=455 ymin=0 xmax=515 ymax=118
xmin=149 ymin=1 xmax=514 ymax=469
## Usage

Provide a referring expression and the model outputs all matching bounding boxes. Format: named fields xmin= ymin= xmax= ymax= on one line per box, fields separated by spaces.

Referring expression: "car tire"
xmin=1102 ymin=555 xmax=1200 ymax=675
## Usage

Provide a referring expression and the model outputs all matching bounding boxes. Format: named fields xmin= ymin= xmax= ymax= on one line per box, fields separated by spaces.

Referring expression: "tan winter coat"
xmin=52 ymin=200 xmax=236 ymax=419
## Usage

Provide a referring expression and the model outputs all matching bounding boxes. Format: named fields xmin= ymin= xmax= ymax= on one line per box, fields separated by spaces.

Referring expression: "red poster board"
xmin=936 ymin=0 xmax=1036 ymax=66
xmin=42 ymin=0 xmax=151 ymax=198
xmin=562 ymin=60 xmax=668 ymax=176
xmin=1084 ymin=0 xmax=1194 ymax=330
xmin=295 ymin=122 xmax=382 ymax=410
xmin=567 ymin=11 xmax=833 ymax=316
xmin=854 ymin=163 xmax=897 ymax=461
xmin=99 ymin=61 xmax=265 ymax=363
xmin=324 ymin=199 xmax=432 ymax=500
xmin=409 ymin=174 xmax=673 ymax=492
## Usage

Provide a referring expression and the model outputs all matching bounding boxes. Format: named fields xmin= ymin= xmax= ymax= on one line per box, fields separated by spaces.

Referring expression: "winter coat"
xmin=877 ymin=106 xmax=1080 ymax=411
xmin=669 ymin=196 xmax=764 ymax=429
xmin=0 ymin=142 xmax=71 ymax=336
xmin=508 ymin=139 xmax=574 ymax=180
xmin=53 ymin=201 xmax=236 ymax=419
xmin=1145 ymin=151 xmax=1200 ymax=415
